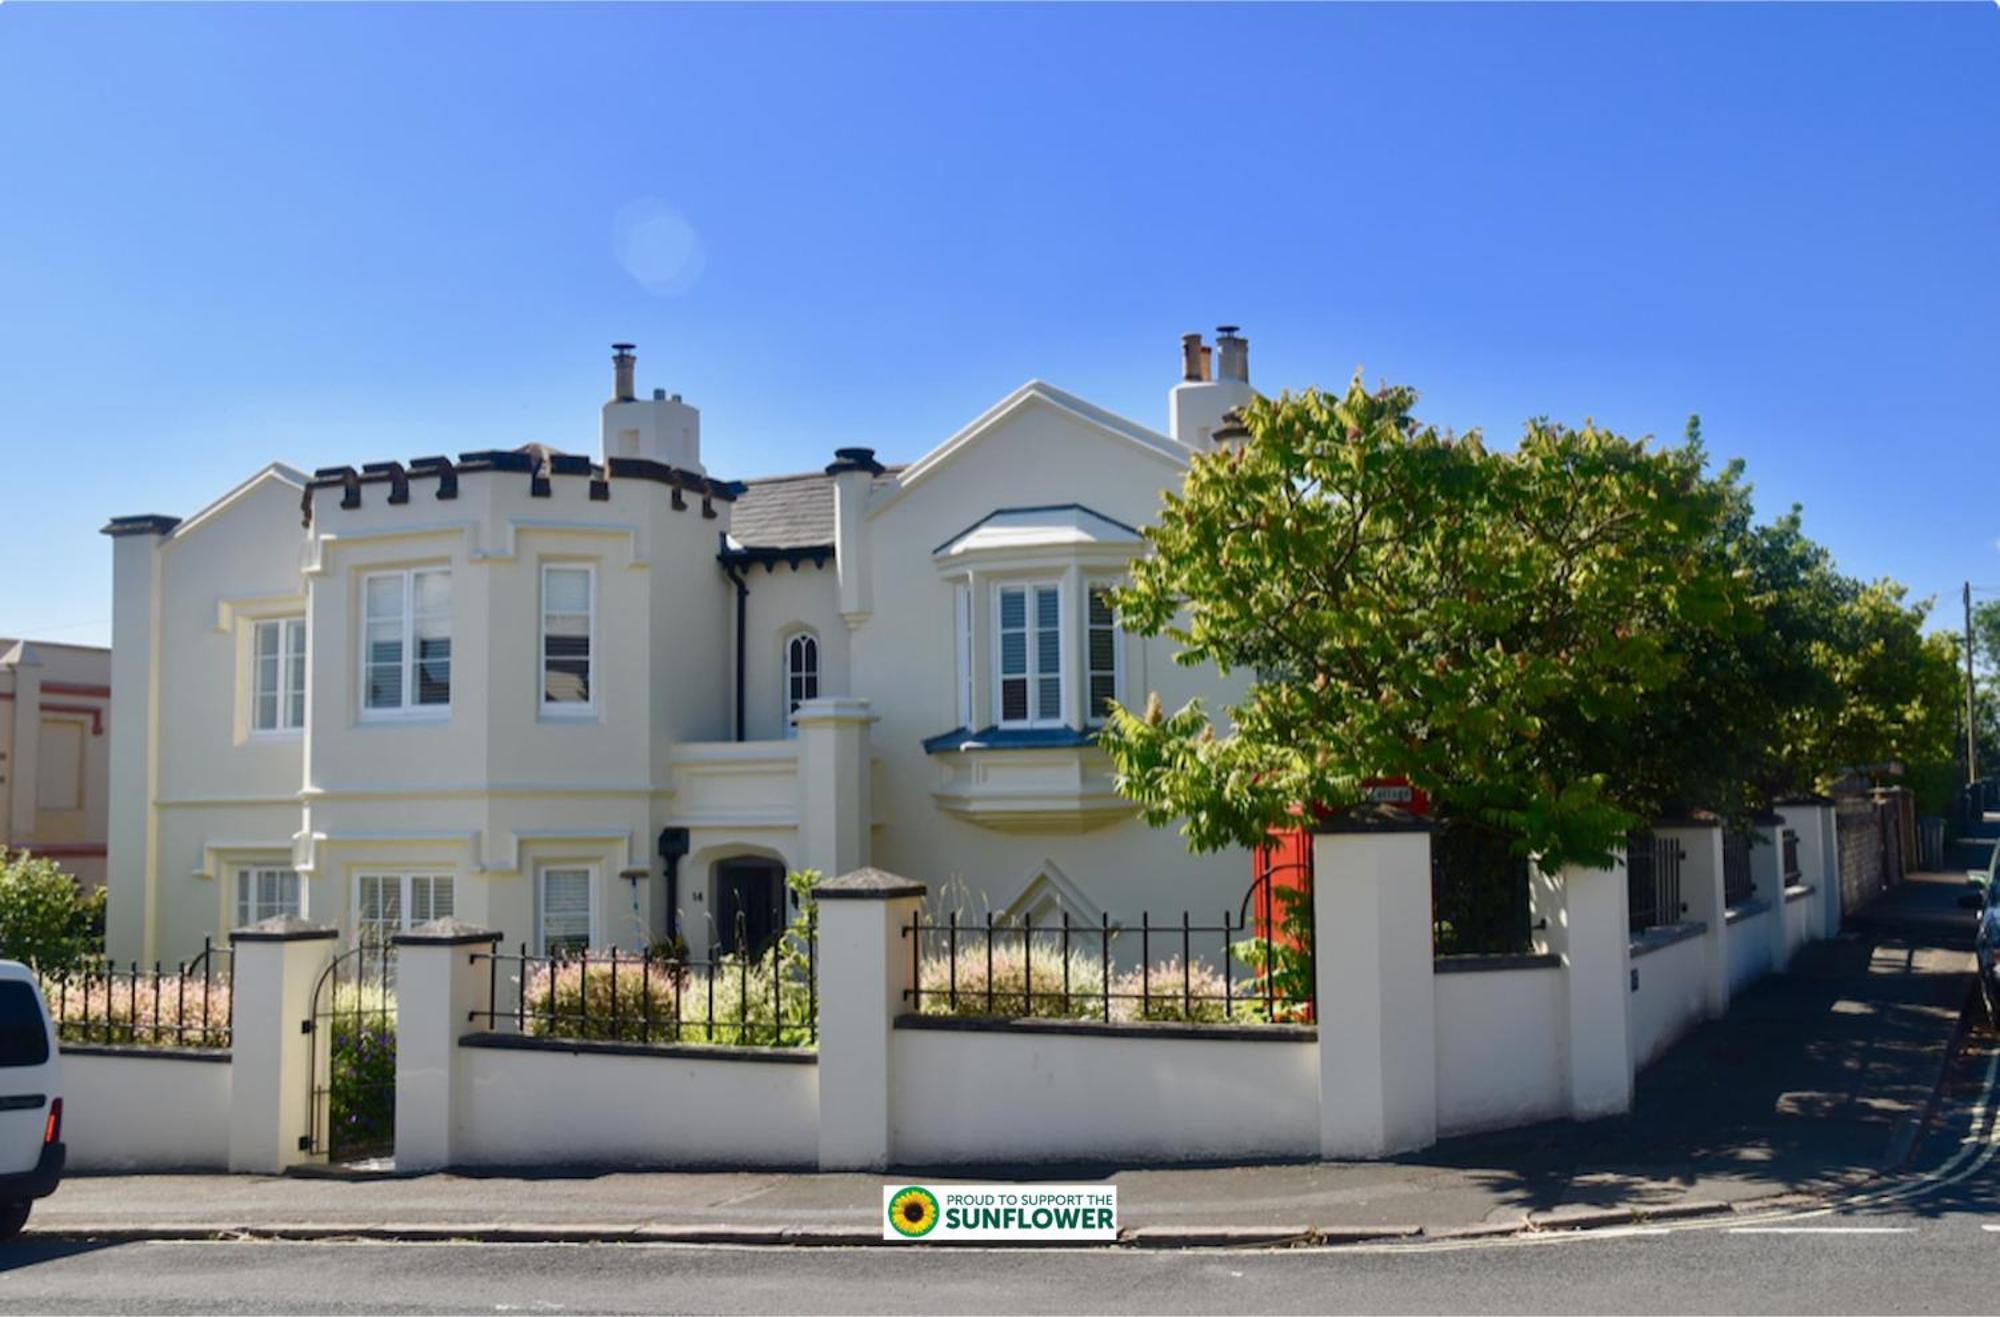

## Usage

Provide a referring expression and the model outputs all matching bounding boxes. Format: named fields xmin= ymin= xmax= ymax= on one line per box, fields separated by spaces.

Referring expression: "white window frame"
xmin=353 ymin=871 xmax=455 ymax=945
xmin=359 ymin=567 xmax=452 ymax=720
xmin=993 ymin=580 xmax=1066 ymax=730
xmin=781 ymin=629 xmax=820 ymax=738
xmin=1088 ymin=580 xmax=1120 ymax=728
xmin=539 ymin=562 xmax=597 ymax=719
xmin=235 ymin=866 xmax=301 ymax=926
xmin=536 ymin=864 xmax=597 ymax=955
xmin=251 ymin=616 xmax=308 ymax=735
xmin=953 ymin=583 xmax=973 ymax=730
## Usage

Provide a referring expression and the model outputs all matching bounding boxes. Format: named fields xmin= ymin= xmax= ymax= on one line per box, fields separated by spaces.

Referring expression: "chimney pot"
xmin=1180 ymin=333 xmax=1206 ymax=383
xmin=1214 ymin=326 xmax=1249 ymax=384
xmin=612 ymin=343 xmax=637 ymax=403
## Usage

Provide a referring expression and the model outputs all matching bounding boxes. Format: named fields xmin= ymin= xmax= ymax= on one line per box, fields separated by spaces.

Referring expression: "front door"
xmin=714 ymin=859 xmax=785 ymax=956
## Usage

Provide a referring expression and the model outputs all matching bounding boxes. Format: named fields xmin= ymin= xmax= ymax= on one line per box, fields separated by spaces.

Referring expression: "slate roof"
xmin=726 ymin=467 xmax=905 ymax=551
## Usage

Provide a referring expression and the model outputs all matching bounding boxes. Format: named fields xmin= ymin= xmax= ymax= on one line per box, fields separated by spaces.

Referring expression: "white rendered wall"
xmin=1783 ymin=888 xmax=1818 ymax=959
xmin=456 ymin=1044 xmax=818 ymax=1169
xmin=61 ymin=1050 xmax=231 ymax=1171
xmin=889 ymin=1026 xmax=1319 ymax=1164
xmin=1628 ymin=933 xmax=1709 ymax=1070
xmin=1725 ymin=908 xmax=1775 ymax=997
xmin=1433 ymin=966 xmax=1566 ymax=1137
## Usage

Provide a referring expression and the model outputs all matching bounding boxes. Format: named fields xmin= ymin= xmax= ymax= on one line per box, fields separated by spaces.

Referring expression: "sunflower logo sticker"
xmin=886 ymin=1186 xmax=941 ymax=1238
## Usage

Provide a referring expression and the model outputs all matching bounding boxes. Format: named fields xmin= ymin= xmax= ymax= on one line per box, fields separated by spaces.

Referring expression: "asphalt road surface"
xmin=0 ymin=1194 xmax=1992 ymax=1316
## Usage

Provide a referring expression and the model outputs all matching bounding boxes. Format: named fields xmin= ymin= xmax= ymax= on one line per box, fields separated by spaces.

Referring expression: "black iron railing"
xmin=468 ymin=922 xmax=817 ymax=1049
xmin=902 ymin=908 xmax=1314 ymax=1025
xmin=1781 ymin=828 xmax=1801 ymax=885
xmin=1723 ymin=829 xmax=1756 ymax=906
xmin=1627 ymin=832 xmax=1687 ymax=934
xmin=1431 ymin=818 xmax=1533 ymax=955
xmin=41 ymin=937 xmax=233 ymax=1048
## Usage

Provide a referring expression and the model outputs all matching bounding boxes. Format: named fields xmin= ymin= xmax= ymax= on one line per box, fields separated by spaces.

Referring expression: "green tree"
xmin=0 ymin=849 xmax=103 ymax=973
xmin=1100 ymin=374 xmax=1741 ymax=874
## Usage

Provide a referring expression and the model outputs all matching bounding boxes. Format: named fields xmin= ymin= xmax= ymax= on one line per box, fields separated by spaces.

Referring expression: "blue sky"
xmin=2 ymin=3 xmax=1996 ymax=647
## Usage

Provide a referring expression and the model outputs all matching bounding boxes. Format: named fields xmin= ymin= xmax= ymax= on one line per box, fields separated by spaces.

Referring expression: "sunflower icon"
xmin=887 ymin=1186 xmax=941 ymax=1238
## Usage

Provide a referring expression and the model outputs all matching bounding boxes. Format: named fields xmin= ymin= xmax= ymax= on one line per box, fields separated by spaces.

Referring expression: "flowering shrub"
xmin=520 ymin=947 xmax=816 ymax=1048
xmin=40 ymin=969 xmax=233 ymax=1048
xmin=329 ymin=1006 xmax=395 ymax=1157
xmin=914 ymin=939 xmax=1273 ymax=1024
xmin=520 ymin=870 xmax=820 ymax=1049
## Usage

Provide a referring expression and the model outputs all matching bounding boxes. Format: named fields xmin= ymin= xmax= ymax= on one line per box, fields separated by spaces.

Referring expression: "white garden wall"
xmin=61 ymin=1047 xmax=231 ymax=1171
xmin=1628 ymin=929 xmax=1709 ymax=1069
xmin=1433 ymin=961 xmax=1566 ymax=1136
xmin=454 ymin=1038 xmax=818 ymax=1169
xmin=1725 ymin=904 xmax=1775 ymax=997
xmin=889 ymin=1021 xmax=1319 ymax=1165
xmin=1783 ymin=887 xmax=1818 ymax=958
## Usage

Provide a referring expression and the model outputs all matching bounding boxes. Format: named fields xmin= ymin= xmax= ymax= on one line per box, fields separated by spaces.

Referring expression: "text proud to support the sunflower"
xmin=881 ymin=1184 xmax=1118 ymax=1242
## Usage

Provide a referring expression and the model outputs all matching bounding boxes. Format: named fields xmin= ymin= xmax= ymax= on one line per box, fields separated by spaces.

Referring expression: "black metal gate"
xmin=302 ymin=941 xmax=397 ymax=1163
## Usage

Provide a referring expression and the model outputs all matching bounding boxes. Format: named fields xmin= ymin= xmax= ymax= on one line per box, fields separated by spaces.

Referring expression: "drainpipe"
xmin=724 ymin=565 xmax=749 ymax=741
xmin=657 ymin=827 xmax=690 ymax=944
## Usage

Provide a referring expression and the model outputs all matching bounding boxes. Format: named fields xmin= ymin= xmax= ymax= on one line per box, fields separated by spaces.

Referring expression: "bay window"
xmin=1085 ymin=583 xmax=1121 ymax=725
xmin=995 ymin=582 xmax=1064 ymax=728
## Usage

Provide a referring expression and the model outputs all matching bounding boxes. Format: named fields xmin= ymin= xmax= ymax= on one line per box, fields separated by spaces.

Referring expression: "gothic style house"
xmin=101 ymin=330 xmax=1258 ymax=962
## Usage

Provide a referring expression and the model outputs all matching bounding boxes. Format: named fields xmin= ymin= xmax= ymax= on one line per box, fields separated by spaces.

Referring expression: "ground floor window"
xmin=538 ymin=866 xmax=594 ymax=955
xmin=235 ymin=866 xmax=301 ymax=927
xmin=355 ymin=872 xmax=454 ymax=945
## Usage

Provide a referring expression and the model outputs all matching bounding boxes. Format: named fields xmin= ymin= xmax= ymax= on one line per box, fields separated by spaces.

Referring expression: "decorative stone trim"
xmin=230 ymin=916 xmax=339 ymax=943
xmin=99 ymin=514 xmax=182 ymax=538
xmin=393 ymin=918 xmax=503 ymax=947
xmin=1784 ymin=883 xmax=1816 ymax=904
xmin=814 ymin=868 xmax=927 ymax=901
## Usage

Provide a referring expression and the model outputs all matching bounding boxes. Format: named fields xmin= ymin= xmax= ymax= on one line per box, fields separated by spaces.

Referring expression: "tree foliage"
xmin=0 ymin=849 xmax=105 ymax=973
xmin=1101 ymin=374 xmax=1968 ymax=872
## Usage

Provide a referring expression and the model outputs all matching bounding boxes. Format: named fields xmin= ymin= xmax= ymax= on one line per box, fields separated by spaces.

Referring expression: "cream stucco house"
xmin=101 ymin=330 xmax=1260 ymax=963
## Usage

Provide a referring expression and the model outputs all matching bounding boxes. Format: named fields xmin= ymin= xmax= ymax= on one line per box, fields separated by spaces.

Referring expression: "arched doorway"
xmin=712 ymin=855 xmax=787 ymax=956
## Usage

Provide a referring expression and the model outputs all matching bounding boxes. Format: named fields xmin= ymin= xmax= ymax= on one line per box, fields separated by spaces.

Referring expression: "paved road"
xmin=0 ymin=1201 xmax=1992 ymax=1316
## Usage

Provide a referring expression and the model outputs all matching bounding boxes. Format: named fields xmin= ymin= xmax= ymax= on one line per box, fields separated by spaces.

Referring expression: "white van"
xmin=0 ymin=963 xmax=63 ymax=1240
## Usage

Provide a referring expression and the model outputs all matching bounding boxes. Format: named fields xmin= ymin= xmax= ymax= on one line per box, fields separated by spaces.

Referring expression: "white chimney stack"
xmin=1169 ymin=325 xmax=1253 ymax=450
xmin=600 ymin=342 xmax=704 ymax=473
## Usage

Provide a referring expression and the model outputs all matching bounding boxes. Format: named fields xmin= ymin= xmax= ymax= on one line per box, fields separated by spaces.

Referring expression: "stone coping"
xmin=1630 ymin=921 xmax=1708 ymax=958
xmin=1433 ymin=952 xmax=1562 ymax=974
xmin=60 ymin=1043 xmax=231 ymax=1064
xmin=459 ymin=1032 xmax=816 ymax=1066
xmin=1725 ymin=898 xmax=1773 ymax=925
xmin=895 ymin=1013 xmax=1317 ymax=1044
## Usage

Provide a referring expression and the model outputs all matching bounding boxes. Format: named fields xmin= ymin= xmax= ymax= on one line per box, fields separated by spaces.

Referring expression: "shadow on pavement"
xmin=1411 ymin=873 xmax=1978 ymax=1218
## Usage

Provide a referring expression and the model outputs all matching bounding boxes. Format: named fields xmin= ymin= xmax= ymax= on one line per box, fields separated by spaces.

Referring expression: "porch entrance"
xmin=714 ymin=857 xmax=787 ymax=955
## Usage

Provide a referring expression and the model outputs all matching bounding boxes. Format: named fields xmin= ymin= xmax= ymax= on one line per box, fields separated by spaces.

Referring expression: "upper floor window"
xmin=541 ymin=564 xmax=594 ymax=715
xmin=362 ymin=568 xmax=451 ymax=717
xmin=783 ymin=631 xmax=819 ymax=736
xmin=252 ymin=617 xmax=307 ymax=733
xmin=1085 ymin=584 xmax=1121 ymax=726
xmin=235 ymin=866 xmax=300 ymax=926
xmin=996 ymin=582 xmax=1063 ymax=728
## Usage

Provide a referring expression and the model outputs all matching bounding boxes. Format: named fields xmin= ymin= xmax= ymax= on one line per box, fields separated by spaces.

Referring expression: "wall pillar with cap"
xmin=813 ymin=868 xmax=924 ymax=1171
